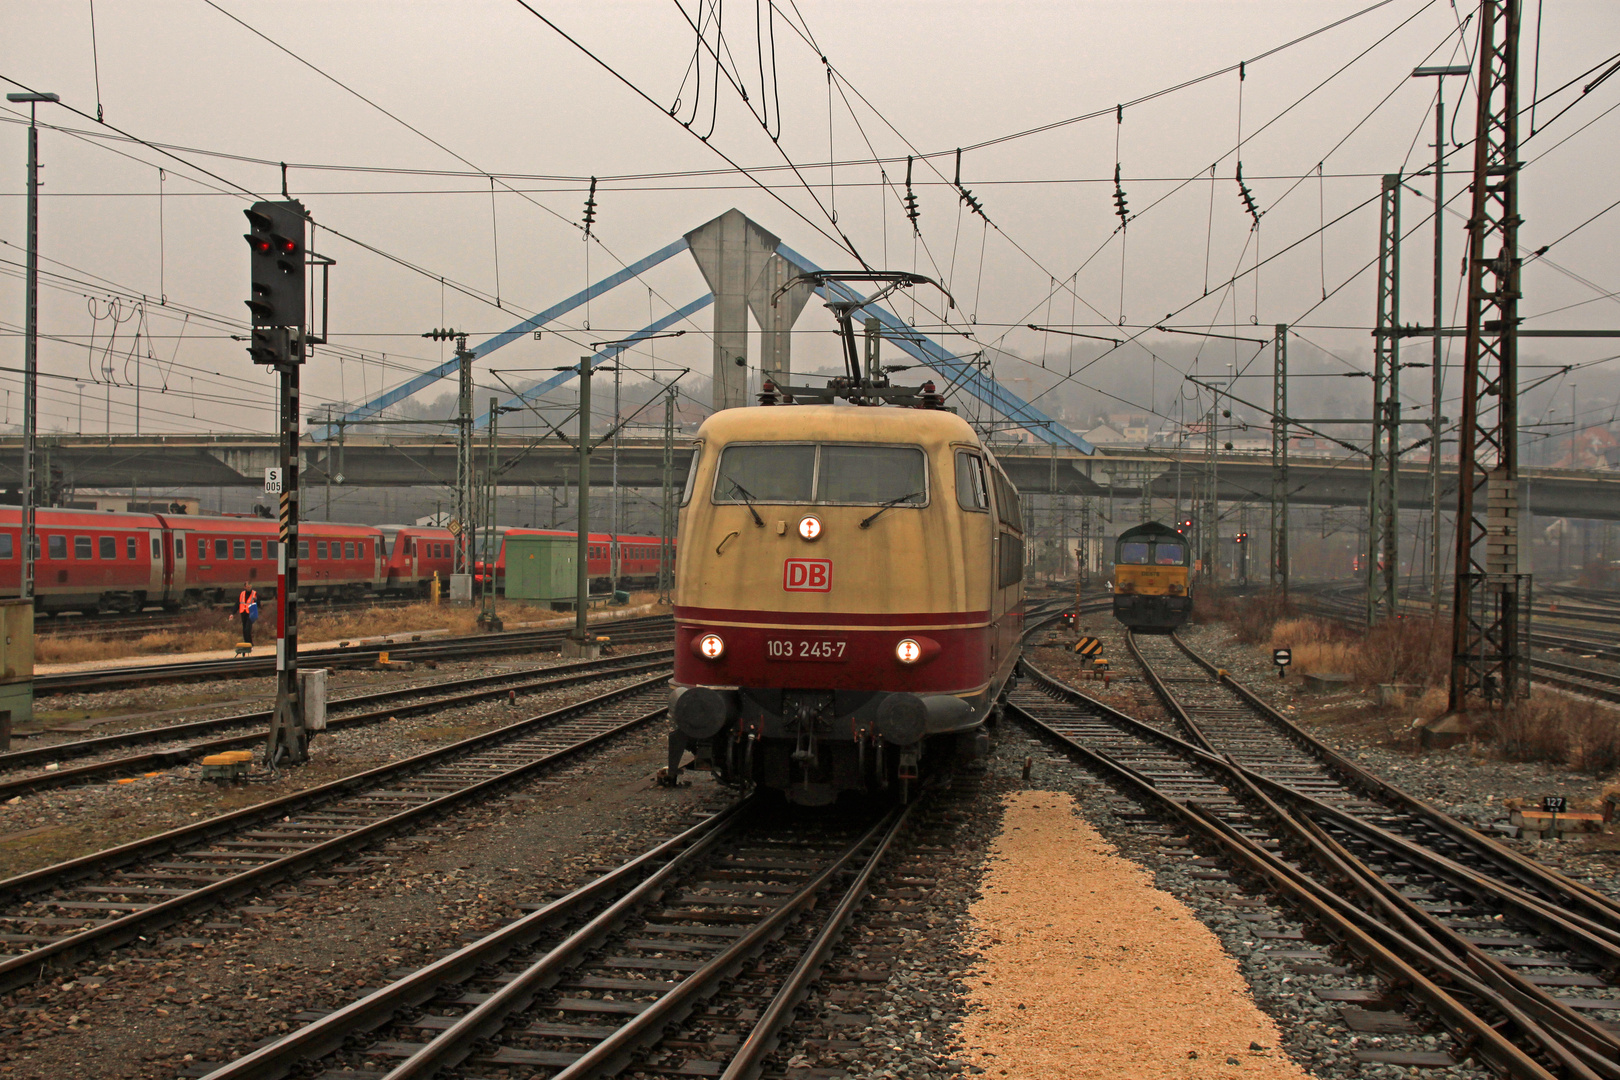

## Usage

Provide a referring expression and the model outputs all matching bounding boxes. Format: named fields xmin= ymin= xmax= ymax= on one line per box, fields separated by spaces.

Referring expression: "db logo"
xmin=783 ymin=558 xmax=832 ymax=592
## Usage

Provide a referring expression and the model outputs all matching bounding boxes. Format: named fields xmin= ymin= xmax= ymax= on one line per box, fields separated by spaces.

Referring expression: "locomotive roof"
xmin=694 ymin=404 xmax=981 ymax=448
xmin=1117 ymin=521 xmax=1185 ymax=541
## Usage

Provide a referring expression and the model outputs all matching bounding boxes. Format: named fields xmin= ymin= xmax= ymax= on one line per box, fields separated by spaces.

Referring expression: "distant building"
xmin=1104 ymin=413 xmax=1154 ymax=442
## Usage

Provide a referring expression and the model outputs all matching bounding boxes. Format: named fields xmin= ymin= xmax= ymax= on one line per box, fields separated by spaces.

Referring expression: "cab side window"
xmin=955 ymin=451 xmax=989 ymax=512
xmin=680 ymin=444 xmax=702 ymax=507
xmin=990 ymin=470 xmax=1023 ymax=532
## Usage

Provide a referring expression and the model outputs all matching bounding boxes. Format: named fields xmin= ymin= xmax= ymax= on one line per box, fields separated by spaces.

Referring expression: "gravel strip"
xmin=957 ymin=789 xmax=1308 ymax=1079
xmin=999 ymin=720 xmax=1492 ymax=1080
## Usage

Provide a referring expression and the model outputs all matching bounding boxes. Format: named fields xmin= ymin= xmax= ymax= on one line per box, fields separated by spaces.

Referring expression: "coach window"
xmin=212 ymin=538 xmax=226 ymax=559
xmin=316 ymin=541 xmax=328 ymax=559
xmin=75 ymin=536 xmax=92 ymax=559
xmin=130 ymin=537 xmax=140 ymax=559
xmin=99 ymin=536 xmax=116 ymax=559
xmin=48 ymin=535 xmax=66 ymax=560
xmin=0 ymin=534 xmax=12 ymax=559
xmin=233 ymin=539 xmax=246 ymax=559
xmin=344 ymin=542 xmax=355 ymax=559
xmin=197 ymin=537 xmax=207 ymax=559
xmin=299 ymin=540 xmax=310 ymax=560
xmin=250 ymin=540 xmax=263 ymax=559
xmin=955 ymin=451 xmax=989 ymax=512
xmin=266 ymin=540 xmax=278 ymax=561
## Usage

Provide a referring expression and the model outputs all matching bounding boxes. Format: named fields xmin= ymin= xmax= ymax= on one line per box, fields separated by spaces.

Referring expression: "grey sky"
xmin=4 ymin=1 xmax=1619 ymax=438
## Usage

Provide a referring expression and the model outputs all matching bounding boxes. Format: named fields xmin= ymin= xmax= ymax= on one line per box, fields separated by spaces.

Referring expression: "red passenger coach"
xmin=379 ymin=525 xmax=455 ymax=594
xmin=0 ymin=508 xmax=168 ymax=614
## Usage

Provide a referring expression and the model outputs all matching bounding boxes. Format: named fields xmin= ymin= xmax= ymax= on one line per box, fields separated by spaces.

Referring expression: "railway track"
xmin=32 ymin=596 xmax=426 ymax=639
xmin=190 ymin=797 xmax=912 ymax=1080
xmin=0 ymin=674 xmax=674 ymax=996
xmin=1296 ymin=591 xmax=1620 ymax=700
xmin=37 ymin=612 xmax=675 ymax=693
xmin=0 ymin=648 xmax=676 ymax=799
xmin=1005 ymin=627 xmax=1620 ymax=1078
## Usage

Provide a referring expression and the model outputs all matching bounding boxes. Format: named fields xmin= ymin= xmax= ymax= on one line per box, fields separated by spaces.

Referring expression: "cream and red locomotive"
xmin=668 ymin=401 xmax=1025 ymax=804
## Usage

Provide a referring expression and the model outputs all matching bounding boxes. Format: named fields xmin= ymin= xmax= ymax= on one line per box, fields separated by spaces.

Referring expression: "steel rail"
xmin=0 ymin=648 xmax=674 ymax=785
xmin=1118 ymin=643 xmax=1620 ymax=1077
xmin=1164 ymin=631 xmax=1620 ymax=933
xmin=719 ymin=798 xmax=911 ymax=1080
xmin=0 ymin=675 xmax=671 ymax=995
xmin=36 ymin=613 xmax=674 ymax=692
xmin=1008 ymin=666 xmax=1560 ymax=1079
xmin=196 ymin=801 xmax=753 ymax=1080
xmin=199 ymin=803 xmax=909 ymax=1080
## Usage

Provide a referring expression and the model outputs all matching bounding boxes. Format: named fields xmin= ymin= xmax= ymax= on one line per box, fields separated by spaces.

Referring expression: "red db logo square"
xmin=783 ymin=559 xmax=832 ymax=592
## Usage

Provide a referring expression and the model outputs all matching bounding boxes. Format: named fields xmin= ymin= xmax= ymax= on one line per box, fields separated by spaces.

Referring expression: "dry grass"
xmin=1487 ymin=693 xmax=1620 ymax=773
xmin=35 ymin=591 xmax=668 ymax=665
xmin=1352 ymin=616 xmax=1448 ymax=688
xmin=1268 ymin=616 xmax=1359 ymax=676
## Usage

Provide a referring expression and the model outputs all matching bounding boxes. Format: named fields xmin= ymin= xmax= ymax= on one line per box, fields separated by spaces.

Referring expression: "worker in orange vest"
xmin=238 ymin=582 xmax=258 ymax=645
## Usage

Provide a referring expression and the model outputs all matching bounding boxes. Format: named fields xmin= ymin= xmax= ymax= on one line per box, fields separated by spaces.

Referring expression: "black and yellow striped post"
xmin=265 ymin=351 xmax=307 ymax=767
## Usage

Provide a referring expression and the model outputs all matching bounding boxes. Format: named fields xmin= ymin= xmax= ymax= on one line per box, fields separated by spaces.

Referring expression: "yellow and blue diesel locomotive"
xmin=666 ymin=402 xmax=1025 ymax=805
xmin=1111 ymin=521 xmax=1192 ymax=631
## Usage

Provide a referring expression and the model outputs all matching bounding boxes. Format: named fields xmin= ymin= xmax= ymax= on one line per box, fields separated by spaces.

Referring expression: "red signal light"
xmin=245 ymin=234 xmax=271 ymax=254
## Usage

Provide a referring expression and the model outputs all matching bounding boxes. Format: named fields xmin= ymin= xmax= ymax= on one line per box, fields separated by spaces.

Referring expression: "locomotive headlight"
xmin=895 ymin=638 xmax=922 ymax=664
xmin=696 ymin=633 xmax=725 ymax=660
xmin=798 ymin=515 xmax=822 ymax=541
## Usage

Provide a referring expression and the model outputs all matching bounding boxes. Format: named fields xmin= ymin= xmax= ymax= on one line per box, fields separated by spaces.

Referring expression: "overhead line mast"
xmin=1449 ymin=0 xmax=1528 ymax=713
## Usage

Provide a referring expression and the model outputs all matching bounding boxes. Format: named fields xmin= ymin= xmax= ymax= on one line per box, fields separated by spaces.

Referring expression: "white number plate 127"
xmin=765 ymin=638 xmax=848 ymax=661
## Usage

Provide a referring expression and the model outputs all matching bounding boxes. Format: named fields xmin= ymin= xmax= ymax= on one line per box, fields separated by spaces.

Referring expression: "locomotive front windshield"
xmin=713 ymin=443 xmax=927 ymax=506
xmin=1118 ymin=539 xmax=1186 ymax=565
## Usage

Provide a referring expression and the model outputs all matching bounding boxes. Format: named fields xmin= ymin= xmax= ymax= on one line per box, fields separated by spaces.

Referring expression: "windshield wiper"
xmin=723 ymin=477 xmax=766 ymax=527
xmin=860 ymin=491 xmax=922 ymax=529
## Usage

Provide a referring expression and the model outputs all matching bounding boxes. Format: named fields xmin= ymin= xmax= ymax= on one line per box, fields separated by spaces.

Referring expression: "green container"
xmin=504 ymin=535 xmax=579 ymax=602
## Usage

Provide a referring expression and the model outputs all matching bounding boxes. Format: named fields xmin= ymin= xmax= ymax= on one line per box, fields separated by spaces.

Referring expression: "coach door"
xmin=149 ymin=529 xmax=167 ymax=599
xmin=170 ymin=530 xmax=186 ymax=599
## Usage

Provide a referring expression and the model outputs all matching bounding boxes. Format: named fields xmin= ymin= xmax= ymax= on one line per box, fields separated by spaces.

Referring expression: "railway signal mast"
xmin=245 ymin=199 xmax=321 ymax=766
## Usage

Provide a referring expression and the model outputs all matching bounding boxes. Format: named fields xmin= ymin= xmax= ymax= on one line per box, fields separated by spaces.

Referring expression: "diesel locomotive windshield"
xmin=712 ymin=443 xmax=928 ymax=506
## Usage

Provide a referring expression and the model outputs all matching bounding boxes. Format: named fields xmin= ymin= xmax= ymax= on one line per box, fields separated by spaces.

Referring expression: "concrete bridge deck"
xmin=2 ymin=434 xmax=1616 ymax=520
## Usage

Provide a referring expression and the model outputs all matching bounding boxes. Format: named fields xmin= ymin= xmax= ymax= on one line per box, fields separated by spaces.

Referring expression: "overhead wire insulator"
xmin=1112 ymin=163 xmax=1129 ymax=228
xmin=954 ymin=147 xmax=986 ymax=220
xmin=582 ymin=177 xmax=599 ymax=240
xmin=904 ymin=155 xmax=921 ymax=233
xmin=1235 ymin=162 xmax=1261 ymax=227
